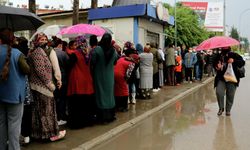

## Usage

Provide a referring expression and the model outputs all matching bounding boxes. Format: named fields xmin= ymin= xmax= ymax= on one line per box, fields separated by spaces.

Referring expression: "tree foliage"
xmin=229 ymin=27 xmax=249 ymax=52
xmin=164 ymin=3 xmax=209 ymax=48
xmin=229 ymin=26 xmax=239 ymax=40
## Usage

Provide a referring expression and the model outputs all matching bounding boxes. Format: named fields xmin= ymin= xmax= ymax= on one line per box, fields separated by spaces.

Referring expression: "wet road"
xmin=23 ymin=68 xmax=209 ymax=150
xmin=91 ymin=61 xmax=250 ymax=150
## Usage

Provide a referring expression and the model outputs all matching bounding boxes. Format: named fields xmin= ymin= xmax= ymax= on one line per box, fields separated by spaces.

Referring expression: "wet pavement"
xmin=22 ymin=77 xmax=213 ymax=150
xmin=22 ymin=62 xmax=250 ymax=150
xmin=89 ymin=61 xmax=250 ymax=150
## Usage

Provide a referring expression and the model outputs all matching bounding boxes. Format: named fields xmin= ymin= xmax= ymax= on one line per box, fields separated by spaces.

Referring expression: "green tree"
xmin=240 ymin=37 xmax=249 ymax=52
xmin=164 ymin=3 xmax=209 ymax=48
xmin=229 ymin=26 xmax=239 ymax=40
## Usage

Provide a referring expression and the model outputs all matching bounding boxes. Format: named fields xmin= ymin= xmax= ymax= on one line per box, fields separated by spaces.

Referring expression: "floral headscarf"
xmin=124 ymin=41 xmax=134 ymax=50
xmin=75 ymin=35 xmax=88 ymax=50
xmin=32 ymin=32 xmax=48 ymax=48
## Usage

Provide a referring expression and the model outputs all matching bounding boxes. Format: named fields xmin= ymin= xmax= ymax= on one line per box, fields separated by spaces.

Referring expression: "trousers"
xmin=0 ymin=102 xmax=23 ymax=150
xmin=216 ymin=80 xmax=237 ymax=112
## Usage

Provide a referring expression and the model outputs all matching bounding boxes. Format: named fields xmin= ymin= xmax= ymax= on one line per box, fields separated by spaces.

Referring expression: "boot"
xmin=131 ymin=93 xmax=136 ymax=104
xmin=128 ymin=97 xmax=131 ymax=104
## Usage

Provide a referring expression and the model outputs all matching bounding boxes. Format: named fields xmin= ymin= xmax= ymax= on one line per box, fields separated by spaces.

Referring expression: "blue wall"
xmin=133 ymin=17 xmax=139 ymax=46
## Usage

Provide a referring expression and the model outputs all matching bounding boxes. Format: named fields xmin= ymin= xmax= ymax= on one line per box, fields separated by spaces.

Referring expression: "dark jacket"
xmin=213 ymin=51 xmax=245 ymax=87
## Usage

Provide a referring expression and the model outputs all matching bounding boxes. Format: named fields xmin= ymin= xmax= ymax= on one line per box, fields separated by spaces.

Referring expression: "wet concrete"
xmin=22 ymin=77 xmax=212 ymax=150
xmin=88 ymin=61 xmax=250 ymax=150
xmin=22 ymin=61 xmax=250 ymax=150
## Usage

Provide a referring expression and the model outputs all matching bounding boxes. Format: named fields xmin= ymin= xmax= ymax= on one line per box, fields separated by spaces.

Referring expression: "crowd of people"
xmin=0 ymin=27 xmax=245 ymax=149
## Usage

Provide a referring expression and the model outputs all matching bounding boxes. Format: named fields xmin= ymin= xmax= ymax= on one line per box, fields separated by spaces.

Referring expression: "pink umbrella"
xmin=58 ymin=24 xmax=106 ymax=38
xmin=196 ymin=36 xmax=240 ymax=51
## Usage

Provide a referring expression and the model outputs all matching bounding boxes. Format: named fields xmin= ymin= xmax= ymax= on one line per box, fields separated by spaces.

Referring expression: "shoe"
xmin=121 ymin=108 xmax=129 ymax=112
xmin=23 ymin=136 xmax=30 ymax=144
xmin=226 ymin=112 xmax=231 ymax=116
xmin=50 ymin=130 xmax=66 ymax=142
xmin=217 ymin=108 xmax=224 ymax=116
xmin=58 ymin=120 xmax=67 ymax=126
xmin=152 ymin=89 xmax=158 ymax=92
xmin=131 ymin=99 xmax=136 ymax=104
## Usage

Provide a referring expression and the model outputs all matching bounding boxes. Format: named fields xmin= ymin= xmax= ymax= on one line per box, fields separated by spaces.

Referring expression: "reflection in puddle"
xmin=91 ymin=83 xmax=219 ymax=150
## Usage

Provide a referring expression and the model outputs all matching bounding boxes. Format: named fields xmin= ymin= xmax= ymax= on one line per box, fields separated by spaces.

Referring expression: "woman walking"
xmin=214 ymin=48 xmax=245 ymax=116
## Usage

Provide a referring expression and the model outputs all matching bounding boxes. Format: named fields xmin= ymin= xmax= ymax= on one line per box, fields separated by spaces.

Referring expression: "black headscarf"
xmin=99 ymin=33 xmax=114 ymax=65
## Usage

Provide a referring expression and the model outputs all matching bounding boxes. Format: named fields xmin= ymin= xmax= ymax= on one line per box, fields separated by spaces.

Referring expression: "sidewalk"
xmin=22 ymin=77 xmax=214 ymax=150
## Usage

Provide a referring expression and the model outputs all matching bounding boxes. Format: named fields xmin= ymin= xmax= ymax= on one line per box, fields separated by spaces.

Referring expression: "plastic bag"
xmin=224 ymin=63 xmax=237 ymax=83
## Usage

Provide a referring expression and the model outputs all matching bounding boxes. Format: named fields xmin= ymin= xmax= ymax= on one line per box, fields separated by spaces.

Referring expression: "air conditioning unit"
xmin=44 ymin=5 xmax=49 ymax=9
xmin=22 ymin=4 xmax=27 ymax=8
xmin=8 ymin=2 xmax=13 ymax=6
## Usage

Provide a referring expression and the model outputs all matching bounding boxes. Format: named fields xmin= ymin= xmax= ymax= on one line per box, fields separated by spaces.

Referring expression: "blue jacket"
xmin=0 ymin=45 xmax=26 ymax=104
xmin=184 ymin=52 xmax=197 ymax=68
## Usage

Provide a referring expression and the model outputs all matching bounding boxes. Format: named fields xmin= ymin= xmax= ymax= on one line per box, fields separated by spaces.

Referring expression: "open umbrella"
xmin=58 ymin=24 xmax=107 ymax=38
xmin=0 ymin=5 xmax=44 ymax=31
xmin=30 ymin=25 xmax=68 ymax=40
xmin=196 ymin=36 xmax=240 ymax=51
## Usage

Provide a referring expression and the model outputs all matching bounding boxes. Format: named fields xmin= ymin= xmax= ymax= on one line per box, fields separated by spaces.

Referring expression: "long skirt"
xmin=67 ymin=94 xmax=96 ymax=129
xmin=115 ymin=96 xmax=128 ymax=112
xmin=96 ymin=107 xmax=116 ymax=124
xmin=31 ymin=90 xmax=59 ymax=140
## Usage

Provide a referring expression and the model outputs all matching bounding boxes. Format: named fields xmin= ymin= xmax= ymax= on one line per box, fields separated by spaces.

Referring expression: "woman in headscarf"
xmin=91 ymin=33 xmax=118 ymax=123
xmin=66 ymin=36 xmax=95 ymax=128
xmin=0 ymin=28 xmax=30 ymax=150
xmin=114 ymin=51 xmax=139 ymax=112
xmin=28 ymin=33 xmax=66 ymax=141
xmin=139 ymin=45 xmax=153 ymax=99
xmin=123 ymin=42 xmax=139 ymax=104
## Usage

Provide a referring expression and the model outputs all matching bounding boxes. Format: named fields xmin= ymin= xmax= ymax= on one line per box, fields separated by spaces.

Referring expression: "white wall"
xmin=92 ymin=17 xmax=166 ymax=50
xmin=138 ymin=18 xmax=165 ymax=49
xmin=92 ymin=18 xmax=134 ymax=47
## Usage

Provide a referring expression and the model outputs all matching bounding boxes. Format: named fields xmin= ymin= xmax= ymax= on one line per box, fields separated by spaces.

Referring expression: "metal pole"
xmin=223 ymin=0 xmax=226 ymax=35
xmin=239 ymin=8 xmax=250 ymax=40
xmin=174 ymin=0 xmax=177 ymax=48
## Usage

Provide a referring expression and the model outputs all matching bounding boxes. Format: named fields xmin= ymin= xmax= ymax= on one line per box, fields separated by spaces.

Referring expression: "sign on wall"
xmin=182 ymin=1 xmax=224 ymax=32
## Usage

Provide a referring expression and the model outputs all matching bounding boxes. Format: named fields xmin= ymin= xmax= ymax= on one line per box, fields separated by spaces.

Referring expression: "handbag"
xmin=237 ymin=66 xmax=245 ymax=78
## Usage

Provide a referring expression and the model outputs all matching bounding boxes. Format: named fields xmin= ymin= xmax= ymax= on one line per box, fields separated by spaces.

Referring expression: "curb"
xmin=73 ymin=77 xmax=214 ymax=150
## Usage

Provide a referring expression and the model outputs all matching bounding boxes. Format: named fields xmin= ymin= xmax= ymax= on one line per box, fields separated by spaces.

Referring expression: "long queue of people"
xmin=0 ymin=27 xmax=219 ymax=150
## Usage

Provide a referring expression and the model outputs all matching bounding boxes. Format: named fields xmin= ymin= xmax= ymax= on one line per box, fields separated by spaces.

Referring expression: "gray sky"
xmin=9 ymin=0 xmax=250 ymax=39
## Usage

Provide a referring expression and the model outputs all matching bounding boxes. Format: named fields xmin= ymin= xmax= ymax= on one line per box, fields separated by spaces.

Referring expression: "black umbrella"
xmin=0 ymin=5 xmax=44 ymax=31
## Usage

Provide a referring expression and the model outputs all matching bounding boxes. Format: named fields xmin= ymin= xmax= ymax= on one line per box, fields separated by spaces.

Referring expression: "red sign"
xmin=182 ymin=2 xmax=208 ymax=10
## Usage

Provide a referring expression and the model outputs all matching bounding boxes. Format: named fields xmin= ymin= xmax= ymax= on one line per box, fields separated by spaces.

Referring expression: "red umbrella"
xmin=196 ymin=36 xmax=240 ymax=51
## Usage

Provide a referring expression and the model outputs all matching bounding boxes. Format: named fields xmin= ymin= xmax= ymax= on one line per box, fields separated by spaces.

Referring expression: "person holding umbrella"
xmin=214 ymin=47 xmax=245 ymax=116
xmin=0 ymin=28 xmax=30 ymax=150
